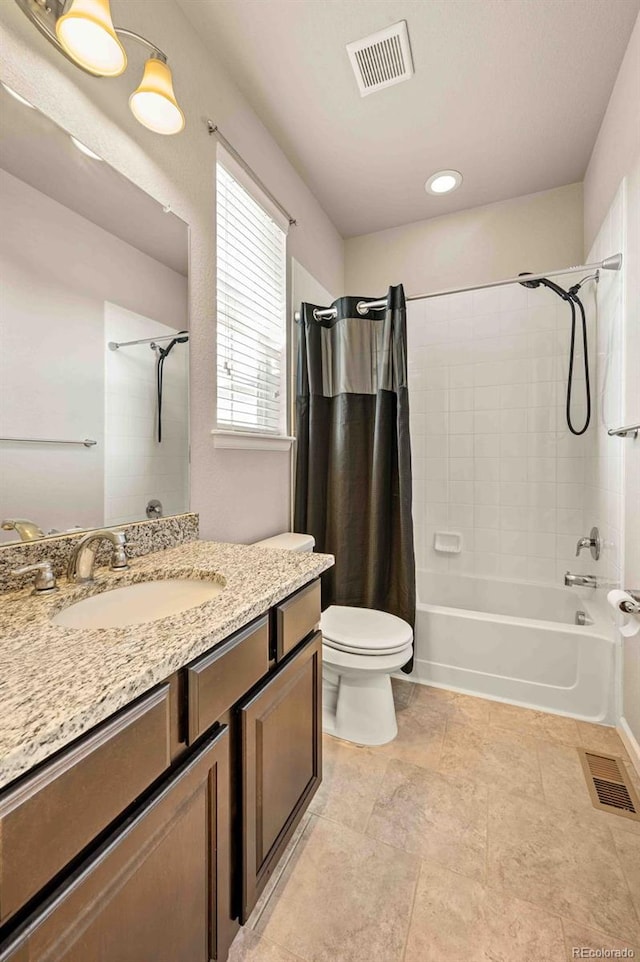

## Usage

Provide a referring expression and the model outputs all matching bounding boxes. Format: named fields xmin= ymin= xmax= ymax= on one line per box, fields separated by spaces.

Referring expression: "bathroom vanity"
xmin=0 ymin=539 xmax=332 ymax=961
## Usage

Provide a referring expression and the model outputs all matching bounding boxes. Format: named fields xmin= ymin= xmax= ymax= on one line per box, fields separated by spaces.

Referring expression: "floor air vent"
xmin=578 ymin=750 xmax=640 ymax=821
xmin=346 ymin=21 xmax=414 ymax=97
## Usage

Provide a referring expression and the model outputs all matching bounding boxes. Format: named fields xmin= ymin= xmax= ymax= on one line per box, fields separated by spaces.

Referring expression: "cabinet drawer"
xmin=275 ymin=579 xmax=321 ymax=661
xmin=186 ymin=616 xmax=269 ymax=744
xmin=0 ymin=685 xmax=171 ymax=925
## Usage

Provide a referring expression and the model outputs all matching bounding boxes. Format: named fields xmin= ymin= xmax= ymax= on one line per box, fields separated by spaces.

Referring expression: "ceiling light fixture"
xmin=425 ymin=170 xmax=463 ymax=195
xmin=56 ymin=0 xmax=126 ymax=77
xmin=70 ymin=135 xmax=103 ymax=159
xmin=0 ymin=81 xmax=35 ymax=108
xmin=14 ymin=0 xmax=185 ymax=135
xmin=129 ymin=57 xmax=185 ymax=136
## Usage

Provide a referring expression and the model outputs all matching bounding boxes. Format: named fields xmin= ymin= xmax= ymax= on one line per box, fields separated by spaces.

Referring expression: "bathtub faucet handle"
xmin=575 ymin=526 xmax=601 ymax=561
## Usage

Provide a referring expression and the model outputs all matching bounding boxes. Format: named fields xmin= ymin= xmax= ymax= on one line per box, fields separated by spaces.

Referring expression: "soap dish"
xmin=433 ymin=531 xmax=462 ymax=554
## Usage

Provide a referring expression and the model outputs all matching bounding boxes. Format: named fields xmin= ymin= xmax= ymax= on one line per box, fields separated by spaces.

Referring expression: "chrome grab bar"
xmin=607 ymin=424 xmax=639 ymax=439
xmin=0 ymin=437 xmax=97 ymax=447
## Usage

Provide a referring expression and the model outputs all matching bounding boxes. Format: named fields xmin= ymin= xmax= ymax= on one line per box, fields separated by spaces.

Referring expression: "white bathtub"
xmin=412 ymin=571 xmax=618 ymax=723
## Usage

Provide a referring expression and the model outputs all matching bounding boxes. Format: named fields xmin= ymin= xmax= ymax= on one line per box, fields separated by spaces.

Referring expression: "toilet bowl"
xmin=321 ymin=605 xmax=413 ymax=745
xmin=253 ymin=533 xmax=413 ymax=746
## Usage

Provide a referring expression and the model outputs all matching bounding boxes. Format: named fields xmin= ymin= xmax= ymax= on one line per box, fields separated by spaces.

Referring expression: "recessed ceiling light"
xmin=0 ymin=82 xmax=35 ymax=108
xmin=425 ymin=170 xmax=463 ymax=195
xmin=70 ymin=136 xmax=103 ymax=160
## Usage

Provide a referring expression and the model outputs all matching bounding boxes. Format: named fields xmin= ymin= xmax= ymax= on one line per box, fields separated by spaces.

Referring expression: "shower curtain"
xmin=294 ymin=284 xmax=415 ymax=671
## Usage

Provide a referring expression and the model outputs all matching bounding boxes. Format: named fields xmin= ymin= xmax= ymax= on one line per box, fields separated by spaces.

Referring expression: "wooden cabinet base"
xmin=0 ymin=580 xmax=327 ymax=962
xmin=0 ymin=726 xmax=230 ymax=962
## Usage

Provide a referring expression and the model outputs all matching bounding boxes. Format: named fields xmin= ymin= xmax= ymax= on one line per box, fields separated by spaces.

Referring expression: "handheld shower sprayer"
xmin=154 ymin=330 xmax=189 ymax=443
xmin=517 ymin=274 xmax=571 ymax=301
xmin=518 ymin=272 xmax=595 ymax=436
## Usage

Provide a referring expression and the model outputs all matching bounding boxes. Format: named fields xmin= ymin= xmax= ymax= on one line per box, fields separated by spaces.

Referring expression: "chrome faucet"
xmin=67 ymin=529 xmax=129 ymax=584
xmin=1 ymin=518 xmax=45 ymax=542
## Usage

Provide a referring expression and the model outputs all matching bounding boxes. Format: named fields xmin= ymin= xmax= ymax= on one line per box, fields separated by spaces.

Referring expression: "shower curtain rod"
xmin=294 ymin=253 xmax=623 ymax=322
xmin=107 ymin=333 xmax=188 ymax=351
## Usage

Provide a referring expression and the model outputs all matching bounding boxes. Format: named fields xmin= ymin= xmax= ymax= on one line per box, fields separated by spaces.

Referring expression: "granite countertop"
xmin=0 ymin=540 xmax=333 ymax=791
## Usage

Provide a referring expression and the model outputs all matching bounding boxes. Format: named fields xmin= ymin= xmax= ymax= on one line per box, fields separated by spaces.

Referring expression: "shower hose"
xmin=519 ymin=273 xmax=591 ymax=436
xmin=155 ymin=331 xmax=188 ymax=443
xmin=565 ymin=285 xmax=591 ymax=436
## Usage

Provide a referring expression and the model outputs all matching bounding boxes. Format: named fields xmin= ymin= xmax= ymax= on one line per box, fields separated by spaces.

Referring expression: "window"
xmin=216 ymin=151 xmax=288 ymax=438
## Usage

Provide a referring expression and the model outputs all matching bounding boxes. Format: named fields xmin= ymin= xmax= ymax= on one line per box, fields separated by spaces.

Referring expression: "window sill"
xmin=211 ymin=430 xmax=295 ymax=451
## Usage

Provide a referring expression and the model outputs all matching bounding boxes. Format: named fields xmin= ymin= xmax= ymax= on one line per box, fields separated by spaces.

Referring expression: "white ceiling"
xmin=178 ymin=0 xmax=640 ymax=237
xmin=0 ymin=87 xmax=188 ymax=275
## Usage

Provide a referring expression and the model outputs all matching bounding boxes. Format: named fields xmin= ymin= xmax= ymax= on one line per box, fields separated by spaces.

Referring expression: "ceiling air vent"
xmin=346 ymin=20 xmax=414 ymax=98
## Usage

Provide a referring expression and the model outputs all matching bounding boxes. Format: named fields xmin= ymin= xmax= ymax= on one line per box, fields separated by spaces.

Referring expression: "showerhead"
xmin=152 ymin=331 xmax=189 ymax=357
xmin=518 ymin=273 xmax=570 ymax=300
xmin=517 ymin=272 xmax=541 ymax=290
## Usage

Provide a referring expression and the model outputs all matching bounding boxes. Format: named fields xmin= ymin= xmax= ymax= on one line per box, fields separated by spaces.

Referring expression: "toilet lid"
xmin=321 ymin=606 xmax=413 ymax=655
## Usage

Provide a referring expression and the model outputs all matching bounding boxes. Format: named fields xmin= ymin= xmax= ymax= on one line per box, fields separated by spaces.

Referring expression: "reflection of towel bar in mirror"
xmin=0 ymin=437 xmax=97 ymax=448
xmin=607 ymin=424 xmax=640 ymax=439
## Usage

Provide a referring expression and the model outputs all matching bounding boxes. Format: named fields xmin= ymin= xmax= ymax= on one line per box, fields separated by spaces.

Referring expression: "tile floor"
xmin=230 ymin=681 xmax=640 ymax=962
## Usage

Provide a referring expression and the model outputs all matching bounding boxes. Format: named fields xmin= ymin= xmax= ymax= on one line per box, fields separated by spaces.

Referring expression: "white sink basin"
xmin=52 ymin=579 xmax=225 ymax=629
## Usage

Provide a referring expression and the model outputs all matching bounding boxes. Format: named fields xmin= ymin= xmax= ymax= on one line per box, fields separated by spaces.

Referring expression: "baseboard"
xmin=618 ymin=716 xmax=640 ymax=779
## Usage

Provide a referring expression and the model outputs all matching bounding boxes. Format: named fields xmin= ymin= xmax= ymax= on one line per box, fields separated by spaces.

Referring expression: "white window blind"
xmin=216 ymin=156 xmax=287 ymax=436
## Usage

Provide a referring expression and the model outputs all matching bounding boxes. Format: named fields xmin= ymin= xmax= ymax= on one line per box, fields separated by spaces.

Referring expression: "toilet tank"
xmin=253 ymin=532 xmax=315 ymax=553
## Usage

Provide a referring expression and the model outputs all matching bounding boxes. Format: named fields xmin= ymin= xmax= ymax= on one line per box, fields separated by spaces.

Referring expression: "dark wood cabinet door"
xmin=0 ymin=726 xmax=230 ymax=962
xmin=240 ymin=631 xmax=322 ymax=921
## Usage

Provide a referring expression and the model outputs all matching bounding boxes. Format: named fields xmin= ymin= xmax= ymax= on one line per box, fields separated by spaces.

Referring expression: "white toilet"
xmin=253 ymin=532 xmax=414 ymax=746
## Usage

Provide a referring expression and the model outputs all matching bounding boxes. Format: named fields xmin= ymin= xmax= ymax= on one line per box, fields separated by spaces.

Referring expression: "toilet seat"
xmin=321 ymin=605 xmax=413 ymax=656
xmin=322 ymin=642 xmax=413 ymax=673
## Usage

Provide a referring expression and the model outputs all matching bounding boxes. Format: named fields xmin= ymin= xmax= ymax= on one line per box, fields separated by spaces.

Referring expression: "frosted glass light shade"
xmin=56 ymin=0 xmax=127 ymax=77
xmin=129 ymin=58 xmax=185 ymax=135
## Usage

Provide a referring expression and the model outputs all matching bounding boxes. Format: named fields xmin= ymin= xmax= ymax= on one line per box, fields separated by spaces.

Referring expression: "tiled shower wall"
xmin=408 ymin=276 xmax=595 ymax=585
xmin=582 ymin=181 xmax=625 ymax=593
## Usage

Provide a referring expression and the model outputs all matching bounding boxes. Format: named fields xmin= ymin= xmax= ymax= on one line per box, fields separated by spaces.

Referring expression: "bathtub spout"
xmin=565 ymin=572 xmax=597 ymax=588
xmin=564 ymin=571 xmax=617 ymax=589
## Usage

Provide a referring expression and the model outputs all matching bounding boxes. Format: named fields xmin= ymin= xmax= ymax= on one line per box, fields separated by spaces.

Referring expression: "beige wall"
xmin=0 ymin=0 xmax=344 ymax=544
xmin=345 ymin=183 xmax=584 ymax=297
xmin=583 ymin=11 xmax=640 ymax=252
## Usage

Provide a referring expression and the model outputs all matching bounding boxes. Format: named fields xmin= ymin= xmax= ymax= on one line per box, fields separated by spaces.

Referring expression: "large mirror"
xmin=0 ymin=84 xmax=190 ymax=544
